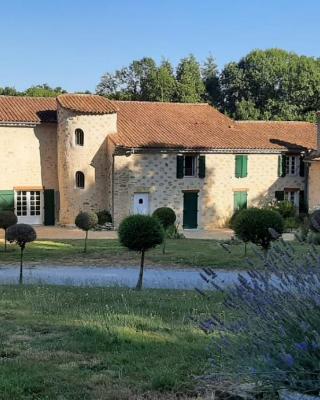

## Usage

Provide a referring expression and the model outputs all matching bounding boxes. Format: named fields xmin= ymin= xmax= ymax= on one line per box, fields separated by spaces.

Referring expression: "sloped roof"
xmin=0 ymin=96 xmax=57 ymax=123
xmin=110 ymin=100 xmax=317 ymax=151
xmin=57 ymin=94 xmax=118 ymax=114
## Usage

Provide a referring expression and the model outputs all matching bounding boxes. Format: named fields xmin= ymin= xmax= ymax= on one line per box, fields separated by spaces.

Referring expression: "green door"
xmin=0 ymin=190 xmax=14 ymax=212
xmin=44 ymin=189 xmax=55 ymax=225
xmin=183 ymin=192 xmax=198 ymax=229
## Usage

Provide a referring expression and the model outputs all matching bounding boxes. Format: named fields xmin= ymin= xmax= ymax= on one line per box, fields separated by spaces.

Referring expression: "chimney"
xmin=317 ymin=111 xmax=320 ymax=150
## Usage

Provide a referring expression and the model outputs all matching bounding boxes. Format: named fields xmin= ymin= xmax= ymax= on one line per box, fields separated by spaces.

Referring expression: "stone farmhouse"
xmin=0 ymin=94 xmax=318 ymax=230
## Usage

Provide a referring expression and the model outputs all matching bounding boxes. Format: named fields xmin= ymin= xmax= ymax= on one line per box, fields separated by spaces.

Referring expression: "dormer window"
xmin=75 ymin=129 xmax=84 ymax=146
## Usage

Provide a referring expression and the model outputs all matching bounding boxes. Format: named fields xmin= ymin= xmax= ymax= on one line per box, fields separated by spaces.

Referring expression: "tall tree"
xmin=151 ymin=59 xmax=176 ymax=102
xmin=220 ymin=49 xmax=320 ymax=121
xmin=24 ymin=84 xmax=67 ymax=97
xmin=202 ymin=55 xmax=221 ymax=107
xmin=176 ymin=55 xmax=205 ymax=102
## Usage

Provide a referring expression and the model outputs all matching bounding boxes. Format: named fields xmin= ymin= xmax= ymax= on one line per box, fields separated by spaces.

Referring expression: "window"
xmin=235 ymin=155 xmax=248 ymax=178
xmin=75 ymin=171 xmax=85 ymax=188
xmin=285 ymin=156 xmax=299 ymax=176
xmin=234 ymin=191 xmax=248 ymax=211
xmin=284 ymin=190 xmax=299 ymax=207
xmin=184 ymin=156 xmax=196 ymax=176
xmin=75 ymin=129 xmax=84 ymax=146
xmin=176 ymin=155 xmax=206 ymax=179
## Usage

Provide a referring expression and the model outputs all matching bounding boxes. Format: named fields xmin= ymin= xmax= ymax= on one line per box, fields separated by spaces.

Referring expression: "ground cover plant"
xmin=0 ymin=238 xmax=315 ymax=270
xmin=198 ymin=238 xmax=320 ymax=398
xmin=0 ymin=285 xmax=215 ymax=399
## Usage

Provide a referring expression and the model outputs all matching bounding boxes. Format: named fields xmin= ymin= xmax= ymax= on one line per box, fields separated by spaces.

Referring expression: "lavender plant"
xmin=198 ymin=237 xmax=320 ymax=397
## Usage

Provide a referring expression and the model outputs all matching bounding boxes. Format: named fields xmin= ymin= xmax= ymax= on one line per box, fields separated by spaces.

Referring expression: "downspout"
xmin=304 ymin=159 xmax=309 ymax=212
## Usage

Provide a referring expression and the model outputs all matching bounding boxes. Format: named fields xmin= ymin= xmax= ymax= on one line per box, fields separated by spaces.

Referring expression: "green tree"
xmin=0 ymin=87 xmax=20 ymax=96
xmin=75 ymin=212 xmax=98 ymax=253
xmin=151 ymin=59 xmax=177 ymax=102
xmin=220 ymin=48 xmax=320 ymax=121
xmin=7 ymin=224 xmax=36 ymax=284
xmin=202 ymin=55 xmax=221 ymax=107
xmin=118 ymin=215 xmax=164 ymax=290
xmin=176 ymin=55 xmax=205 ymax=102
xmin=24 ymin=84 xmax=67 ymax=97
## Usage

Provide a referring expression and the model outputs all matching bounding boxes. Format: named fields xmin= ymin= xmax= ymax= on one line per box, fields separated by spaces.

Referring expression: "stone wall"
xmin=308 ymin=161 xmax=320 ymax=211
xmin=113 ymin=152 xmax=305 ymax=229
xmin=57 ymin=106 xmax=117 ymax=224
xmin=0 ymin=123 xmax=58 ymax=190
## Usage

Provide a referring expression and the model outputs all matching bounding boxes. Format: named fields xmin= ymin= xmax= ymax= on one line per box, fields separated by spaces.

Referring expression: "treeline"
xmin=97 ymin=49 xmax=320 ymax=122
xmin=2 ymin=49 xmax=320 ymax=122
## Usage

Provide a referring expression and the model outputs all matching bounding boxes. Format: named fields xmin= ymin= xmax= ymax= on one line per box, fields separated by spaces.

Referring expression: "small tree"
xmin=152 ymin=207 xmax=176 ymax=254
xmin=233 ymin=208 xmax=284 ymax=252
xmin=0 ymin=211 xmax=17 ymax=252
xmin=75 ymin=212 xmax=98 ymax=253
xmin=6 ymin=224 xmax=36 ymax=284
xmin=118 ymin=215 xmax=164 ymax=290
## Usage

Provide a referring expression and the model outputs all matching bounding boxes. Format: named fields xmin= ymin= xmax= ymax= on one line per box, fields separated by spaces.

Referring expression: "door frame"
xmin=133 ymin=192 xmax=150 ymax=215
xmin=14 ymin=189 xmax=44 ymax=225
xmin=182 ymin=190 xmax=199 ymax=229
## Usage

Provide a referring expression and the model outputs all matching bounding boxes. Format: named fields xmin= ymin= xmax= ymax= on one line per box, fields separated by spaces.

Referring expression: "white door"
xmin=15 ymin=190 xmax=43 ymax=224
xmin=133 ymin=193 xmax=149 ymax=215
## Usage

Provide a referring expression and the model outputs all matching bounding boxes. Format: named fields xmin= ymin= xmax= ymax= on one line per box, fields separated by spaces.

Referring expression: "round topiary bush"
xmin=152 ymin=207 xmax=176 ymax=254
xmin=152 ymin=207 xmax=176 ymax=230
xmin=75 ymin=211 xmax=98 ymax=252
xmin=96 ymin=209 xmax=112 ymax=225
xmin=118 ymin=215 xmax=164 ymax=289
xmin=6 ymin=223 xmax=37 ymax=284
xmin=233 ymin=207 xmax=284 ymax=251
xmin=310 ymin=209 xmax=320 ymax=232
xmin=0 ymin=211 xmax=18 ymax=251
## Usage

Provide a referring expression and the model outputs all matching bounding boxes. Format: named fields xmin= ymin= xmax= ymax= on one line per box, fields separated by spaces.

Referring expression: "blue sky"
xmin=0 ymin=0 xmax=319 ymax=92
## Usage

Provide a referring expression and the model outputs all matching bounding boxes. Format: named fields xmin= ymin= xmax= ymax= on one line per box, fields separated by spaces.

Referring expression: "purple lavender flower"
xmin=280 ymin=353 xmax=295 ymax=367
xmin=294 ymin=342 xmax=308 ymax=352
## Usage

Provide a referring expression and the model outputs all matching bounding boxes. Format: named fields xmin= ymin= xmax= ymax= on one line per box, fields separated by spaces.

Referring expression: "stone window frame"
xmin=75 ymin=171 xmax=85 ymax=189
xmin=75 ymin=129 xmax=84 ymax=146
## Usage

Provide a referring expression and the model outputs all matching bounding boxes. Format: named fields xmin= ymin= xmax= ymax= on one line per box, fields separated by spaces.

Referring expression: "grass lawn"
xmin=0 ymin=238 xmax=313 ymax=269
xmin=0 ymin=285 xmax=219 ymax=399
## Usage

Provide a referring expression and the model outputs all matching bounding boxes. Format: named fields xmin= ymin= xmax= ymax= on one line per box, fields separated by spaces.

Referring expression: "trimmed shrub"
xmin=152 ymin=207 xmax=176 ymax=254
xmin=96 ymin=209 xmax=112 ymax=225
xmin=118 ymin=215 xmax=164 ymax=290
xmin=233 ymin=207 xmax=284 ymax=251
xmin=7 ymin=224 xmax=36 ymax=284
xmin=310 ymin=209 xmax=320 ymax=232
xmin=0 ymin=211 xmax=18 ymax=251
xmin=270 ymin=200 xmax=296 ymax=219
xmin=152 ymin=207 xmax=176 ymax=229
xmin=75 ymin=212 xmax=98 ymax=253
xmin=228 ymin=208 xmax=245 ymax=230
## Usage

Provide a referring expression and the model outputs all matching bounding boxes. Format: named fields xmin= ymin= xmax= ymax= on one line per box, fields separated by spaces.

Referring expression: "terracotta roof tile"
xmin=57 ymin=94 xmax=117 ymax=114
xmin=111 ymin=101 xmax=317 ymax=151
xmin=0 ymin=96 xmax=57 ymax=123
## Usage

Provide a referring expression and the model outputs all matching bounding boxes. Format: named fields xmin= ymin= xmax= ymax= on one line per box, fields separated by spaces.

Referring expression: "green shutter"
xmin=0 ymin=190 xmax=14 ymax=212
xmin=278 ymin=155 xmax=286 ymax=177
xmin=299 ymin=156 xmax=305 ymax=177
xmin=235 ymin=155 xmax=242 ymax=178
xmin=235 ymin=155 xmax=247 ymax=178
xmin=275 ymin=190 xmax=285 ymax=201
xmin=299 ymin=190 xmax=306 ymax=213
xmin=234 ymin=191 xmax=247 ymax=210
xmin=198 ymin=155 xmax=205 ymax=178
xmin=44 ymin=189 xmax=55 ymax=226
xmin=176 ymin=155 xmax=184 ymax=179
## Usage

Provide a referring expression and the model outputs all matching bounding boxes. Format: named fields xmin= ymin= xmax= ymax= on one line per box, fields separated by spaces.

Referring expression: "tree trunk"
xmin=84 ymin=230 xmax=88 ymax=253
xmin=4 ymin=229 xmax=7 ymax=252
xmin=162 ymin=234 xmax=166 ymax=255
xmin=136 ymin=250 xmax=145 ymax=290
xmin=19 ymin=246 xmax=24 ymax=285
